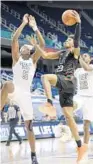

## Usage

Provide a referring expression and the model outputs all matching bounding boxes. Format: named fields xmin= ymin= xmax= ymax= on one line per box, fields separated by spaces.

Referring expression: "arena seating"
xmin=1 ymin=2 xmax=93 ymax=54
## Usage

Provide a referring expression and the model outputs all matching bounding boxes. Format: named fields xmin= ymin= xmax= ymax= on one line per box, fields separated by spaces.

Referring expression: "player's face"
xmin=20 ymin=45 xmax=31 ymax=59
xmin=64 ymin=37 xmax=74 ymax=48
xmin=82 ymin=53 xmax=91 ymax=64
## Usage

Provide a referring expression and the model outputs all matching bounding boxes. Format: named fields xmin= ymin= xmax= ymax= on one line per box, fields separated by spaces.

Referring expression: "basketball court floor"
xmin=1 ymin=136 xmax=93 ymax=164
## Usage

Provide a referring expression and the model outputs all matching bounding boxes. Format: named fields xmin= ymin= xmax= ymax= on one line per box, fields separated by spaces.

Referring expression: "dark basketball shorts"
xmin=56 ymin=74 xmax=75 ymax=107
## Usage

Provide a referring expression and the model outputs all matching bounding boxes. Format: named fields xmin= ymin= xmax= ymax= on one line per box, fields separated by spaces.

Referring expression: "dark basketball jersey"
xmin=56 ymin=50 xmax=79 ymax=76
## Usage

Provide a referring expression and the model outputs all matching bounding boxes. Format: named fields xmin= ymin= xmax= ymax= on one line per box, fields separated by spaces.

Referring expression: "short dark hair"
xmin=68 ymin=34 xmax=74 ymax=39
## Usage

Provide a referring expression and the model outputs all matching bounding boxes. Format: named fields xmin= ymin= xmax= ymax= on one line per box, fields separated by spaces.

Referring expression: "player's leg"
xmin=77 ymin=97 xmax=93 ymax=163
xmin=1 ymin=81 xmax=14 ymax=110
xmin=59 ymin=92 xmax=88 ymax=163
xmin=84 ymin=120 xmax=90 ymax=144
xmin=41 ymin=74 xmax=57 ymax=101
xmin=25 ymin=120 xmax=38 ymax=164
xmin=83 ymin=97 xmax=93 ymax=145
xmin=18 ymin=94 xmax=39 ymax=164
xmin=64 ymin=106 xmax=88 ymax=163
xmin=63 ymin=107 xmax=81 ymax=141
xmin=60 ymin=92 xmax=81 ymax=143
xmin=39 ymin=74 xmax=58 ymax=116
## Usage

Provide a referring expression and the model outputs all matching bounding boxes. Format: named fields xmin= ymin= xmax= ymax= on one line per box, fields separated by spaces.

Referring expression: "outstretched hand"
xmin=23 ymin=14 xmax=29 ymax=25
xmin=29 ymin=15 xmax=38 ymax=31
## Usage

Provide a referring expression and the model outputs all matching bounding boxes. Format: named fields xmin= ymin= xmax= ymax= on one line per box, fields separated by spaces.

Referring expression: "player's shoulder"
xmin=12 ymin=56 xmax=21 ymax=67
xmin=75 ymin=67 xmax=82 ymax=72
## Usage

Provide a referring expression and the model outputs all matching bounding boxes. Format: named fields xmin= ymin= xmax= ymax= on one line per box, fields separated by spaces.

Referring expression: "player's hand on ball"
xmin=71 ymin=10 xmax=81 ymax=23
xmin=23 ymin=14 xmax=29 ymax=25
xmin=29 ymin=15 xmax=38 ymax=31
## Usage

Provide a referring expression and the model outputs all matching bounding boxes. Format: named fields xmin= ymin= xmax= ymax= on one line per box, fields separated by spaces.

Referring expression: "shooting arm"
xmin=73 ymin=12 xmax=81 ymax=59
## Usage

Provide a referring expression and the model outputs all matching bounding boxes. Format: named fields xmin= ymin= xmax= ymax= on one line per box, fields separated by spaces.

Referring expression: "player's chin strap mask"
xmin=20 ymin=44 xmax=36 ymax=56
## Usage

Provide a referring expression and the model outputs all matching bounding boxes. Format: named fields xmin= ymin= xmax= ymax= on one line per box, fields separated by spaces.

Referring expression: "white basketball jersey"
xmin=13 ymin=57 xmax=36 ymax=92
xmin=74 ymin=64 xmax=93 ymax=96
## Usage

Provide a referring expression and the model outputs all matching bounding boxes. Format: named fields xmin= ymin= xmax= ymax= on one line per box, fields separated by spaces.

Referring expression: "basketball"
xmin=62 ymin=10 xmax=78 ymax=26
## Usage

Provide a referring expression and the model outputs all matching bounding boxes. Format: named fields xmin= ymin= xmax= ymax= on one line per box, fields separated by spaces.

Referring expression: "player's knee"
xmin=3 ymin=82 xmax=9 ymax=91
xmin=41 ymin=75 xmax=47 ymax=83
xmin=3 ymin=81 xmax=14 ymax=93
xmin=64 ymin=110 xmax=72 ymax=120
xmin=25 ymin=120 xmax=33 ymax=132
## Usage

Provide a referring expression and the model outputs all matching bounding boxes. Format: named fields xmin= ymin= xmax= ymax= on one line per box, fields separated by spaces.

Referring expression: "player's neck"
xmin=21 ymin=55 xmax=30 ymax=60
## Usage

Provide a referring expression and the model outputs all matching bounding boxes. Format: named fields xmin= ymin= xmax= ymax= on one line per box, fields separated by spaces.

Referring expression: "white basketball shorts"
xmin=74 ymin=95 xmax=93 ymax=122
xmin=8 ymin=86 xmax=33 ymax=121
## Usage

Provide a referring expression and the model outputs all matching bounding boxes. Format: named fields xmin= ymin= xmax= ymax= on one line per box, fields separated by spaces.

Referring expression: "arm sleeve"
xmin=74 ymin=23 xmax=81 ymax=48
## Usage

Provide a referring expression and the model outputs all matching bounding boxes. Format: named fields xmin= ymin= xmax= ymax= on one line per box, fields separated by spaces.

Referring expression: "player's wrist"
xmin=32 ymin=25 xmax=38 ymax=32
xmin=22 ymin=21 xmax=27 ymax=26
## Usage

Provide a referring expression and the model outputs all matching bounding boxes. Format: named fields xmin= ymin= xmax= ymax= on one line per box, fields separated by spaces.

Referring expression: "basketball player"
xmin=38 ymin=11 xmax=87 ymax=163
xmin=1 ymin=14 xmax=42 ymax=164
xmin=0 ymin=14 xmax=62 ymax=164
xmin=74 ymin=53 xmax=93 ymax=160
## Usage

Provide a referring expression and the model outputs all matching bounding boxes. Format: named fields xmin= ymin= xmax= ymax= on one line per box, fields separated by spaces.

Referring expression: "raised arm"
xmin=12 ymin=14 xmax=29 ymax=63
xmin=73 ymin=11 xmax=81 ymax=59
xmin=79 ymin=56 xmax=93 ymax=71
xmin=28 ymin=15 xmax=45 ymax=48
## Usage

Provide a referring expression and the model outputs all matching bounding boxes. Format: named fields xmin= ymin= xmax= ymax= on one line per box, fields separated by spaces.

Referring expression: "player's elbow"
xmin=42 ymin=53 xmax=49 ymax=59
xmin=12 ymin=35 xmax=18 ymax=43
